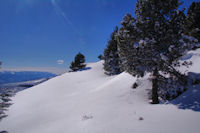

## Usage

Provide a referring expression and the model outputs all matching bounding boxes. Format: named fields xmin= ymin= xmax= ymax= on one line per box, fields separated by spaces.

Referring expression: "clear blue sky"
xmin=0 ymin=0 xmax=198 ymax=71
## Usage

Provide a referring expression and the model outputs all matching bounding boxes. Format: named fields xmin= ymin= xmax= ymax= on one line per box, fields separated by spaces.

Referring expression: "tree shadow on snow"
xmin=78 ymin=67 xmax=92 ymax=71
xmin=169 ymin=72 xmax=200 ymax=112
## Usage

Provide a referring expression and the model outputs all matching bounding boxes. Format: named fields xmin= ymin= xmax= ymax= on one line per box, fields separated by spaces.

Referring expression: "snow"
xmin=160 ymin=53 xmax=168 ymax=61
xmin=139 ymin=39 xmax=147 ymax=45
xmin=181 ymin=53 xmax=194 ymax=61
xmin=1 ymin=51 xmax=200 ymax=133
xmin=179 ymin=48 xmax=200 ymax=73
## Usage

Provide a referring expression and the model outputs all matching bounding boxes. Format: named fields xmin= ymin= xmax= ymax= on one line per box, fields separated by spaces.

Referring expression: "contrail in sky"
xmin=51 ymin=0 xmax=82 ymax=36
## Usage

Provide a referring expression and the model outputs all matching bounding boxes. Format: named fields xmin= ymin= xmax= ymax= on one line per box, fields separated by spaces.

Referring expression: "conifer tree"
xmin=98 ymin=54 xmax=104 ymax=60
xmin=104 ymin=27 xmax=122 ymax=75
xmin=70 ymin=52 xmax=86 ymax=71
xmin=117 ymin=0 xmax=199 ymax=103
xmin=184 ymin=2 xmax=200 ymax=43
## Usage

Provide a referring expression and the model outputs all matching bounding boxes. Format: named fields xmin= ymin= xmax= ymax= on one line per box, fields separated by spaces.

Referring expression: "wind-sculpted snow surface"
xmin=0 ymin=56 xmax=200 ymax=133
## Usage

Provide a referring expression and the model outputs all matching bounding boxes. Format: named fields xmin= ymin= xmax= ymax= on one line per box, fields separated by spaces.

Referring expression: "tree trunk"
xmin=152 ymin=68 xmax=159 ymax=104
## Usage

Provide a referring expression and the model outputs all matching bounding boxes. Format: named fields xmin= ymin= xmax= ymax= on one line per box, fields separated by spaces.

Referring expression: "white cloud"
xmin=57 ymin=60 xmax=64 ymax=65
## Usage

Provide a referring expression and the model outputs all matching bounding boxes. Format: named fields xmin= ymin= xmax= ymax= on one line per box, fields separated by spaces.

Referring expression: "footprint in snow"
xmin=82 ymin=115 xmax=93 ymax=121
xmin=138 ymin=117 xmax=144 ymax=121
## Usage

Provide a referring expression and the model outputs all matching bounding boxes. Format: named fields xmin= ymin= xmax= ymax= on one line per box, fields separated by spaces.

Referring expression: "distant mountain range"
xmin=0 ymin=71 xmax=57 ymax=93
xmin=0 ymin=71 xmax=56 ymax=85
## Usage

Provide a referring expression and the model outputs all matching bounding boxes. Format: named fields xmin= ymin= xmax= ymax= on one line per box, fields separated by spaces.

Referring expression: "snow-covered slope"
xmin=1 ymin=50 xmax=200 ymax=133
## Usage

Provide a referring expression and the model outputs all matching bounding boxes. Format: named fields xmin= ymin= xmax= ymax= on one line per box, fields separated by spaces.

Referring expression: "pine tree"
xmin=98 ymin=54 xmax=104 ymax=60
xmin=70 ymin=61 xmax=77 ymax=71
xmin=117 ymin=0 xmax=199 ymax=103
xmin=184 ymin=2 xmax=200 ymax=44
xmin=70 ymin=52 xmax=86 ymax=71
xmin=103 ymin=27 xmax=122 ymax=75
xmin=116 ymin=13 xmax=141 ymax=76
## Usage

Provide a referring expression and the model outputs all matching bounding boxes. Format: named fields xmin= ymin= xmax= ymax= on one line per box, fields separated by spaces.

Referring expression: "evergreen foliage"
xmin=70 ymin=52 xmax=86 ymax=71
xmin=184 ymin=2 xmax=200 ymax=44
xmin=0 ymin=90 xmax=13 ymax=121
xmin=98 ymin=54 xmax=104 ymax=60
xmin=103 ymin=27 xmax=122 ymax=75
xmin=117 ymin=0 xmax=199 ymax=104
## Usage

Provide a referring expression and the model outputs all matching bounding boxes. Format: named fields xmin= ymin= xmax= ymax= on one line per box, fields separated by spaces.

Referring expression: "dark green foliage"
xmin=70 ymin=52 xmax=86 ymax=71
xmin=184 ymin=2 xmax=200 ymax=44
xmin=117 ymin=0 xmax=198 ymax=103
xmin=0 ymin=90 xmax=14 ymax=121
xmin=98 ymin=54 xmax=104 ymax=60
xmin=103 ymin=27 xmax=122 ymax=75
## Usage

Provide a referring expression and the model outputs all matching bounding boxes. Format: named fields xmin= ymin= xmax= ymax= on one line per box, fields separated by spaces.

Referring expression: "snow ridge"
xmin=0 ymin=56 xmax=200 ymax=133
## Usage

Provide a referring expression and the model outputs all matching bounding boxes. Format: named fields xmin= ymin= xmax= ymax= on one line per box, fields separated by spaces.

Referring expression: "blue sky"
xmin=0 ymin=0 xmax=198 ymax=72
